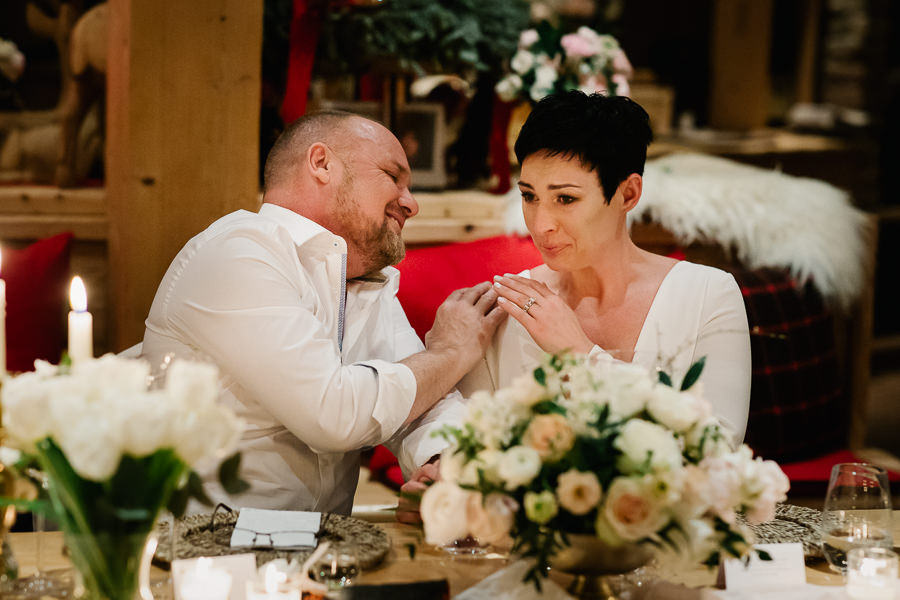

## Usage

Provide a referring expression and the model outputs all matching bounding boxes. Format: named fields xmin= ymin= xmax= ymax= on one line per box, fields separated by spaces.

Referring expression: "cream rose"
xmin=467 ymin=493 xmax=518 ymax=545
xmin=421 ymin=481 xmax=471 ymax=545
xmin=603 ymin=476 xmax=669 ymax=541
xmin=524 ymin=490 xmax=558 ymax=524
xmin=556 ymin=469 xmax=602 ymax=515
xmin=522 ymin=414 xmax=575 ymax=461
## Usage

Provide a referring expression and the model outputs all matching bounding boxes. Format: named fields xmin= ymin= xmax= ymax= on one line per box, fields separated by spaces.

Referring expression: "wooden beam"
xmin=0 ymin=214 xmax=107 ymax=241
xmin=106 ymin=0 xmax=263 ymax=350
xmin=0 ymin=185 xmax=105 ymax=215
xmin=709 ymin=0 xmax=773 ymax=131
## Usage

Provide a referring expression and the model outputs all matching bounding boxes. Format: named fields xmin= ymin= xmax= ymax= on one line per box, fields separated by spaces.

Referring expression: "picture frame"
xmin=391 ymin=102 xmax=447 ymax=190
xmin=313 ymin=99 xmax=447 ymax=190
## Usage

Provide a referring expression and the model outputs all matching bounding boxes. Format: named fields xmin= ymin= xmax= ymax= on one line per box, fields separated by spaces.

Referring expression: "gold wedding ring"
xmin=522 ymin=297 xmax=537 ymax=314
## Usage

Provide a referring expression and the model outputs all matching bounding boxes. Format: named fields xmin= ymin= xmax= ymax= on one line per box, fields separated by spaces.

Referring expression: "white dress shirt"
xmin=459 ymin=261 xmax=751 ymax=444
xmin=143 ymin=203 xmax=462 ymax=514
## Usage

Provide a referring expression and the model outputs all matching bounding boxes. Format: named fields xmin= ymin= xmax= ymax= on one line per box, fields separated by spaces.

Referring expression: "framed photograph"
xmin=392 ymin=102 xmax=447 ymax=190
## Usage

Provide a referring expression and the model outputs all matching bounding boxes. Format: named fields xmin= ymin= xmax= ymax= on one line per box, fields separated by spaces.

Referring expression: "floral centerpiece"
xmin=421 ymin=353 xmax=789 ymax=588
xmin=0 ymin=355 xmax=246 ymax=600
xmin=495 ymin=23 xmax=634 ymax=103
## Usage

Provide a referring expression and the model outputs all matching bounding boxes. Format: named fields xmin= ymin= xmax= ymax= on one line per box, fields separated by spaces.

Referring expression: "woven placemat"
xmin=153 ymin=509 xmax=390 ymax=569
xmin=741 ymin=503 xmax=823 ymax=559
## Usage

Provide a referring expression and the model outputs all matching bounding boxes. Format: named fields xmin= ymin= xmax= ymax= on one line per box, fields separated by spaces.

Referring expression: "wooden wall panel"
xmin=106 ymin=0 xmax=263 ymax=350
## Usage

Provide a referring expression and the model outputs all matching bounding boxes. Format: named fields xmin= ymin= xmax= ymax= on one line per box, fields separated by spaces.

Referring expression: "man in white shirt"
xmin=142 ymin=111 xmax=504 ymax=514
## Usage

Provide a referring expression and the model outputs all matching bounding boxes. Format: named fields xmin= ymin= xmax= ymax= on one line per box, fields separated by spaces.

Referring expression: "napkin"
xmin=230 ymin=508 xmax=320 ymax=549
xmin=453 ymin=561 xmax=574 ymax=600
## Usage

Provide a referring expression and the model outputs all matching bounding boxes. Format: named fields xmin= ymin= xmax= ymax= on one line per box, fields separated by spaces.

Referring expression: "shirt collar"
xmin=259 ymin=202 xmax=398 ymax=290
xmin=258 ymin=203 xmax=345 ymax=253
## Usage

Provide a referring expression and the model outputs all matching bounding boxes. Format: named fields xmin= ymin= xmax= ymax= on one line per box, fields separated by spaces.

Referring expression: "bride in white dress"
xmin=459 ymin=91 xmax=751 ymax=444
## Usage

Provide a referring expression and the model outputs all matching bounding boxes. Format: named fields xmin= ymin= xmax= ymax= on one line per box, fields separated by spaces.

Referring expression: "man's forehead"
xmin=345 ymin=117 xmax=409 ymax=169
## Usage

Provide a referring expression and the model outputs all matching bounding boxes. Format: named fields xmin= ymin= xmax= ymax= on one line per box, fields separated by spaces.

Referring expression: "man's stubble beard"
xmin=335 ymin=174 xmax=406 ymax=276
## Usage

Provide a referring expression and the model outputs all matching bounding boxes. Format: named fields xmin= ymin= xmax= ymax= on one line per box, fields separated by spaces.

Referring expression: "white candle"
xmin=245 ymin=563 xmax=300 ymax=600
xmin=178 ymin=557 xmax=233 ymax=600
xmin=847 ymin=547 xmax=899 ymax=600
xmin=1 ymin=246 xmax=6 ymax=374
xmin=68 ymin=276 xmax=93 ymax=363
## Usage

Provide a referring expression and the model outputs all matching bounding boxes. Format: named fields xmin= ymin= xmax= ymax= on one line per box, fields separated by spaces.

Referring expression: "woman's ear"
xmin=307 ymin=142 xmax=333 ymax=184
xmin=618 ymin=173 xmax=643 ymax=212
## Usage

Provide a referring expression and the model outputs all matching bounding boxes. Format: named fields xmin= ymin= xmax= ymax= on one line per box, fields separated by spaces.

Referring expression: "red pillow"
xmin=3 ymin=232 xmax=73 ymax=372
xmin=397 ymin=235 xmax=543 ymax=340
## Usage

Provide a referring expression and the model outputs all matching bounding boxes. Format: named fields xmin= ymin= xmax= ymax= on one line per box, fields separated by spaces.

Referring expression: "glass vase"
xmin=68 ymin=531 xmax=156 ymax=600
xmin=552 ymin=534 xmax=653 ymax=600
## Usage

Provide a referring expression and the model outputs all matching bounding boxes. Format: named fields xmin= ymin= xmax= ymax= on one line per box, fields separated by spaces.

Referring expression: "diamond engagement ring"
xmin=522 ymin=297 xmax=537 ymax=314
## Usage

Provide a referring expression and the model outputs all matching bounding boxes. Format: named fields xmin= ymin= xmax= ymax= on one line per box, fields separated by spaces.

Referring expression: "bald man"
xmin=142 ymin=111 xmax=504 ymax=514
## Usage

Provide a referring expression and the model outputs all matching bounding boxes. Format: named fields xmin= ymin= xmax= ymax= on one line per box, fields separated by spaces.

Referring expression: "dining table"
xmin=6 ymin=510 xmax=899 ymax=598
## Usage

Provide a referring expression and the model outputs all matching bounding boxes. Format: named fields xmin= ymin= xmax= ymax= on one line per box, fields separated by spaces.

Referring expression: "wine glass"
xmin=820 ymin=463 xmax=893 ymax=574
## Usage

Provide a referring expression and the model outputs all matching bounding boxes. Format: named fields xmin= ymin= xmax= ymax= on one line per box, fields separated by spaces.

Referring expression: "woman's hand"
xmin=493 ymin=274 xmax=594 ymax=355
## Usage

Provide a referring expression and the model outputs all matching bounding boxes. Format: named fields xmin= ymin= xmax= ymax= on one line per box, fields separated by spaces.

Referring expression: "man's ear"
xmin=307 ymin=142 xmax=333 ymax=185
xmin=618 ymin=173 xmax=643 ymax=213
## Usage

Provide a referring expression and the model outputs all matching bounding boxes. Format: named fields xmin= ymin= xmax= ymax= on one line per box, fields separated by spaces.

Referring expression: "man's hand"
xmin=425 ymin=282 xmax=507 ymax=372
xmin=396 ymin=459 xmax=440 ymax=525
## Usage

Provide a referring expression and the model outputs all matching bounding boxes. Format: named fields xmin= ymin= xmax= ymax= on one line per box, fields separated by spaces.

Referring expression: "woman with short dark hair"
xmin=461 ymin=91 xmax=751 ymax=443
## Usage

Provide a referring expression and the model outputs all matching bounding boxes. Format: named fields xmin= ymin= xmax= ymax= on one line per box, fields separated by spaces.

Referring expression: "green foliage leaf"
xmin=533 ymin=366 xmax=546 ymax=386
xmin=218 ymin=453 xmax=250 ymax=495
xmin=681 ymin=356 xmax=706 ymax=391
xmin=657 ymin=370 xmax=673 ymax=387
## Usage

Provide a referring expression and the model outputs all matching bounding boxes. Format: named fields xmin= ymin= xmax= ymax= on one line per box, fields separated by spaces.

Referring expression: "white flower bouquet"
xmin=495 ymin=23 xmax=633 ymax=104
xmin=421 ymin=353 xmax=789 ymax=588
xmin=0 ymin=354 xmax=246 ymax=600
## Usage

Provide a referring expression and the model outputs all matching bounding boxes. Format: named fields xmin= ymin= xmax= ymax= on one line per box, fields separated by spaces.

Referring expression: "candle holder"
xmin=846 ymin=546 xmax=898 ymax=600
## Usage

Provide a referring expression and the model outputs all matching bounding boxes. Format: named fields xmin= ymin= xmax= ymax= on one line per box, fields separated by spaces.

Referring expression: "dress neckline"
xmin=629 ymin=260 xmax=685 ymax=362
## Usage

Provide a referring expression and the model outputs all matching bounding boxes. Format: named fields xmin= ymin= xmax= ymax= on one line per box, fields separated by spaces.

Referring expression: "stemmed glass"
xmin=820 ymin=463 xmax=893 ymax=574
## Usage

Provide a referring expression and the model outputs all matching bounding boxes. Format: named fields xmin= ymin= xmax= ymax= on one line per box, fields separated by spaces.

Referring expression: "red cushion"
xmin=781 ymin=450 xmax=900 ymax=482
xmin=396 ymin=235 xmax=543 ymax=340
xmin=3 ymin=232 xmax=73 ymax=372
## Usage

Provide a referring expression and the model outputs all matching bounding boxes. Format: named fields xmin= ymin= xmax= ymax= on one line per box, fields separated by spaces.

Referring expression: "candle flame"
xmin=70 ymin=276 xmax=87 ymax=312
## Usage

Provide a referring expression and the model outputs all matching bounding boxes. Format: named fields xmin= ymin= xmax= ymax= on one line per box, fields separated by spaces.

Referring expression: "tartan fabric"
xmin=733 ymin=267 xmax=848 ymax=463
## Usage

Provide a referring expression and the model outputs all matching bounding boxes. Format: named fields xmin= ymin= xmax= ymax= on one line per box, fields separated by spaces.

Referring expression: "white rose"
xmin=495 ymin=74 xmax=522 ymax=102
xmin=742 ymin=456 xmax=789 ymax=524
xmin=439 ymin=447 xmax=465 ymax=483
xmin=533 ymin=64 xmax=558 ymax=89
xmin=518 ymin=29 xmax=539 ymax=48
xmin=461 ymin=449 xmax=504 ymax=487
xmin=603 ymin=476 xmax=669 ymax=541
xmin=0 ymin=446 xmax=22 ymax=466
xmin=676 ymin=464 xmax=712 ymax=519
xmin=600 ymin=363 xmax=655 ymax=418
xmin=467 ymin=492 xmax=517 ymax=545
xmin=509 ymin=371 xmax=547 ymax=407
xmin=0 ymin=371 xmax=55 ymax=448
xmin=165 ymin=360 xmax=220 ymax=407
xmin=73 ymin=354 xmax=149 ymax=395
xmin=174 ymin=404 xmax=243 ymax=465
xmin=556 ymin=469 xmax=602 ymax=515
xmin=614 ymin=419 xmax=682 ymax=474
xmin=497 ymin=446 xmax=542 ymax=490
xmin=684 ymin=417 xmax=732 ymax=458
xmin=699 ymin=456 xmax=742 ymax=524
xmin=120 ymin=390 xmax=176 ymax=457
xmin=421 ymin=481 xmax=471 ymax=545
xmin=510 ymin=49 xmax=535 ymax=74
xmin=647 ymin=386 xmax=707 ymax=433
xmin=55 ymin=403 xmax=124 ymax=481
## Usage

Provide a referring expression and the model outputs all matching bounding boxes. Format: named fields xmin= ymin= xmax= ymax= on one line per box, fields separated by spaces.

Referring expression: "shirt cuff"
xmin=356 ymin=358 xmax=417 ymax=441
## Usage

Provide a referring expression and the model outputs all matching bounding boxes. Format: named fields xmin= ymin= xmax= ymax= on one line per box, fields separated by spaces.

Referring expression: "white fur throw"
xmin=504 ymin=153 xmax=870 ymax=310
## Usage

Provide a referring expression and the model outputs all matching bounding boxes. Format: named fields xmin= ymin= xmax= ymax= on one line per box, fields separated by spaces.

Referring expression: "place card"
xmin=230 ymin=508 xmax=320 ymax=549
xmin=720 ymin=543 xmax=806 ymax=591
xmin=173 ymin=554 xmax=257 ymax=600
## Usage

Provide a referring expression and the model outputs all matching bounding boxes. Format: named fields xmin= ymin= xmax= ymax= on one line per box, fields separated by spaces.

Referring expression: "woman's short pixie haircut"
xmin=514 ymin=91 xmax=653 ymax=204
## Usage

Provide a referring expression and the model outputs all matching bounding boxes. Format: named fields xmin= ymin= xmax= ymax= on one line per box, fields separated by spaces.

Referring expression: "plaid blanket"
xmin=734 ymin=267 xmax=847 ymax=463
